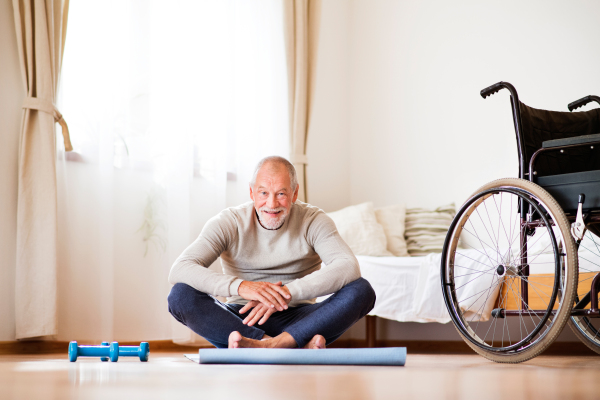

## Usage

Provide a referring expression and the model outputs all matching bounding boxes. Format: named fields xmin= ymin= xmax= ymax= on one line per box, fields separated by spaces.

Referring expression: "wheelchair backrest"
xmin=518 ymin=102 xmax=600 ymax=178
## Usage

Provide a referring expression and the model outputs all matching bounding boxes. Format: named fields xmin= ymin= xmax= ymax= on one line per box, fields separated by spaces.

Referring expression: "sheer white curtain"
xmin=57 ymin=0 xmax=289 ymax=343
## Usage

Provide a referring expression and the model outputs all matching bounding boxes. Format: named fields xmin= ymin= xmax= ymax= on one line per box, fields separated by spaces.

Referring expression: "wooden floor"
xmin=1 ymin=351 xmax=599 ymax=399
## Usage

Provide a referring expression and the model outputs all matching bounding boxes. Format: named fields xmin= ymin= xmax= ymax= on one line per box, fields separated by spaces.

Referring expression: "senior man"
xmin=167 ymin=156 xmax=375 ymax=349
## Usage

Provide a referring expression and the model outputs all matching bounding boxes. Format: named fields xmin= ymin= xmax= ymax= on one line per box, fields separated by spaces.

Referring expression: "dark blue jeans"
xmin=168 ymin=278 xmax=376 ymax=348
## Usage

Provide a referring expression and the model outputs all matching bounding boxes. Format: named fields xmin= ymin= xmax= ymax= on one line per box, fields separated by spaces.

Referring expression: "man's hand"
xmin=239 ymin=285 xmax=291 ymax=326
xmin=238 ymin=281 xmax=291 ymax=311
xmin=239 ymin=301 xmax=276 ymax=326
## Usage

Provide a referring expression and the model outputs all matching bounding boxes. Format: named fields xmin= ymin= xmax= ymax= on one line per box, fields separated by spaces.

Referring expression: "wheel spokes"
xmin=447 ymin=188 xmax=566 ymax=351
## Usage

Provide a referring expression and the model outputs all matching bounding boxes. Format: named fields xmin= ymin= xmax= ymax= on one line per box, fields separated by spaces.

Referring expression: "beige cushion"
xmin=327 ymin=202 xmax=393 ymax=257
xmin=375 ymin=204 xmax=409 ymax=257
xmin=405 ymin=204 xmax=456 ymax=256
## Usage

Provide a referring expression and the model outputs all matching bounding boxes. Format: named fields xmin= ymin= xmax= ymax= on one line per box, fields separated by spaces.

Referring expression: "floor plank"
xmin=1 ymin=351 xmax=599 ymax=399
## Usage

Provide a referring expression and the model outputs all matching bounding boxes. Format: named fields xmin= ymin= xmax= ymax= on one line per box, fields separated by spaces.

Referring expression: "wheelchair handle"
xmin=479 ymin=81 xmax=527 ymax=180
xmin=568 ymin=95 xmax=600 ymax=111
xmin=480 ymin=82 xmax=505 ymax=99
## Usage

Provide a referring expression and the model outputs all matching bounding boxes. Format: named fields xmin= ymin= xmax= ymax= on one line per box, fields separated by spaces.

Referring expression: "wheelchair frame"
xmin=482 ymin=82 xmax=600 ymax=319
xmin=441 ymin=81 xmax=600 ymax=362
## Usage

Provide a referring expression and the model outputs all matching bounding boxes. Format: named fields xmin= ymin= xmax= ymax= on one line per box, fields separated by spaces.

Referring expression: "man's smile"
xmin=264 ymin=210 xmax=282 ymax=216
xmin=257 ymin=206 xmax=288 ymax=230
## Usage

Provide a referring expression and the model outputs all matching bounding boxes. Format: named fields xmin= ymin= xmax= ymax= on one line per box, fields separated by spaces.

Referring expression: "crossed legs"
xmin=168 ymin=278 xmax=376 ymax=349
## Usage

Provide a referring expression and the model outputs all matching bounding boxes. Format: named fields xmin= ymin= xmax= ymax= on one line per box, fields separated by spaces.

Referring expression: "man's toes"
xmin=228 ymin=331 xmax=243 ymax=348
xmin=304 ymin=334 xmax=326 ymax=349
xmin=313 ymin=335 xmax=326 ymax=349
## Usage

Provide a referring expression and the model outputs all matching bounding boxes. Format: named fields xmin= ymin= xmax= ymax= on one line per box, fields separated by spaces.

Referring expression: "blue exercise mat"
xmin=197 ymin=347 xmax=406 ymax=366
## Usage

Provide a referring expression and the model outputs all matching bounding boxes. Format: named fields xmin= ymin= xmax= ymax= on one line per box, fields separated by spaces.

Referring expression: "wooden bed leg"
xmin=366 ymin=315 xmax=377 ymax=348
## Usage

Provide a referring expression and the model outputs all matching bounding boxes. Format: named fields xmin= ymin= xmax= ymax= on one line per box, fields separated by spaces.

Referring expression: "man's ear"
xmin=249 ymin=184 xmax=255 ymax=201
xmin=292 ymin=184 xmax=299 ymax=203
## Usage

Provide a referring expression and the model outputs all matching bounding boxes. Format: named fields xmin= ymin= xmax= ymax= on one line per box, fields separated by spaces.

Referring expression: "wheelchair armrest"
xmin=542 ymin=133 xmax=600 ymax=149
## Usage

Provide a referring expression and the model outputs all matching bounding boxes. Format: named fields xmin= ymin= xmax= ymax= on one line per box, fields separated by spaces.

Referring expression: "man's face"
xmin=250 ymin=163 xmax=299 ymax=230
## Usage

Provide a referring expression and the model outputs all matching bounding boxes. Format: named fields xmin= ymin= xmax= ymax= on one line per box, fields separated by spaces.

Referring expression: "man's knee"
xmin=345 ymin=277 xmax=376 ymax=310
xmin=168 ymin=283 xmax=200 ymax=317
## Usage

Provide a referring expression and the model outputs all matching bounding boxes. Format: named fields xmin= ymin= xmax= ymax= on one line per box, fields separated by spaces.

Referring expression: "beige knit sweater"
xmin=168 ymin=201 xmax=360 ymax=306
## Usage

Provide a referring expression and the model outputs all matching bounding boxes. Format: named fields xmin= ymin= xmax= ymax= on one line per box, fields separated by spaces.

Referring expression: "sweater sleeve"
xmin=285 ymin=212 xmax=361 ymax=301
xmin=168 ymin=211 xmax=241 ymax=297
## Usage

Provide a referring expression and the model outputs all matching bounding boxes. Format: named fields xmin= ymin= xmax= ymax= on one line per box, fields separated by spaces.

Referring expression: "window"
xmin=61 ymin=0 xmax=289 ymax=201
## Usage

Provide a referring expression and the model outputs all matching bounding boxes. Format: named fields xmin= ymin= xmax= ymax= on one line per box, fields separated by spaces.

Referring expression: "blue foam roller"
xmin=198 ymin=347 xmax=406 ymax=366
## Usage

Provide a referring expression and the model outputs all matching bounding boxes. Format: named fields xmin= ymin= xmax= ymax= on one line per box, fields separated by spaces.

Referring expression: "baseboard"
xmin=1 ymin=339 xmax=596 ymax=355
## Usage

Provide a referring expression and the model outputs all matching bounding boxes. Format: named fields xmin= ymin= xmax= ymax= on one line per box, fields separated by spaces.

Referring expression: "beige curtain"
xmin=283 ymin=0 xmax=321 ymax=203
xmin=13 ymin=0 xmax=72 ymax=339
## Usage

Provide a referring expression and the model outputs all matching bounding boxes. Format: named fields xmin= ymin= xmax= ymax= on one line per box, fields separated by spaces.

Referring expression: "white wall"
xmin=309 ymin=0 xmax=600 ymax=342
xmin=310 ymin=0 xmax=600 ymax=210
xmin=0 ymin=0 xmax=23 ymax=341
xmin=305 ymin=0 xmax=351 ymax=212
xmin=347 ymin=0 xmax=600 ymax=209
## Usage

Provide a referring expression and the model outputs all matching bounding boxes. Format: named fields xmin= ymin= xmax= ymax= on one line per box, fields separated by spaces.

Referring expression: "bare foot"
xmin=228 ymin=331 xmax=297 ymax=348
xmin=303 ymin=335 xmax=326 ymax=349
xmin=229 ymin=331 xmax=264 ymax=348
xmin=229 ymin=331 xmax=242 ymax=348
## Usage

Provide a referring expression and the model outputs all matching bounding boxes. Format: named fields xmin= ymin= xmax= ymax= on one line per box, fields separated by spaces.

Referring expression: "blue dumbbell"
xmin=68 ymin=341 xmax=149 ymax=362
xmin=101 ymin=342 xmax=109 ymax=362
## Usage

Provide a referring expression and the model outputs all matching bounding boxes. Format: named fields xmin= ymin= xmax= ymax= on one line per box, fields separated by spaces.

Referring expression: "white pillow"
xmin=327 ymin=202 xmax=393 ymax=257
xmin=375 ymin=204 xmax=409 ymax=257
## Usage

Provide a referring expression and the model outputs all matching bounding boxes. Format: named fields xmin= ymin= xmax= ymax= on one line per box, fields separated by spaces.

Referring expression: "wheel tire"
xmin=568 ymin=319 xmax=600 ymax=355
xmin=569 ymin=230 xmax=600 ymax=355
xmin=443 ymin=178 xmax=578 ymax=363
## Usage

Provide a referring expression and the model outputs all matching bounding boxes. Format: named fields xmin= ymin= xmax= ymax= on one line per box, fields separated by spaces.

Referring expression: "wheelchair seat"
xmin=537 ymin=170 xmax=600 ymax=210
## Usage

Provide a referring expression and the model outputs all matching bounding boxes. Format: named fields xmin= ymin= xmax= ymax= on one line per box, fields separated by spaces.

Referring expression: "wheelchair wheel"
xmin=442 ymin=178 xmax=578 ymax=363
xmin=569 ymin=230 xmax=600 ymax=355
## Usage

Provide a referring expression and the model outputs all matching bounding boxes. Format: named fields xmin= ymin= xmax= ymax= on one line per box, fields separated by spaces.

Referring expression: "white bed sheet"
xmin=357 ymin=249 xmax=500 ymax=324
xmin=354 ymin=233 xmax=600 ymax=325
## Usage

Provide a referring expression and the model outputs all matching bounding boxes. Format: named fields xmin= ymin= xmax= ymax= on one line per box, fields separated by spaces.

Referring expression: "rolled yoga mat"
xmin=197 ymin=347 xmax=406 ymax=366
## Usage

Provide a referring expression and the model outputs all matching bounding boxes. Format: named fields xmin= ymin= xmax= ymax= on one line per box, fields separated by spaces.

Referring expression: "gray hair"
xmin=250 ymin=156 xmax=298 ymax=191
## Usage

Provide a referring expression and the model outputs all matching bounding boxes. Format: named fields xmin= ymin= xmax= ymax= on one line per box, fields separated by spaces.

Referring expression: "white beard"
xmin=257 ymin=206 xmax=288 ymax=230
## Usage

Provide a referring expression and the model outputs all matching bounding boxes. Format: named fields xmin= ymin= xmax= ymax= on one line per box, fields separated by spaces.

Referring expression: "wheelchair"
xmin=441 ymin=81 xmax=600 ymax=363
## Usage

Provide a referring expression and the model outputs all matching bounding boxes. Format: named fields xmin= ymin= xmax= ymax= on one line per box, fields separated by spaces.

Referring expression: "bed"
xmin=320 ymin=249 xmax=499 ymax=321
xmin=347 ymin=244 xmax=600 ymax=347
xmin=318 ymin=248 xmax=503 ymax=346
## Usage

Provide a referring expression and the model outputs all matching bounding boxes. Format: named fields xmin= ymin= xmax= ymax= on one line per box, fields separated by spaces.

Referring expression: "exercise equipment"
xmin=100 ymin=341 xmax=109 ymax=362
xmin=68 ymin=341 xmax=149 ymax=362
xmin=198 ymin=347 xmax=406 ymax=366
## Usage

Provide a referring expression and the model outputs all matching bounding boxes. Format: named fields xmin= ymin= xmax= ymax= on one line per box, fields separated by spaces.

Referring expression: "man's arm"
xmin=168 ymin=212 xmax=240 ymax=297
xmin=285 ymin=212 xmax=361 ymax=301
xmin=169 ymin=211 xmax=292 ymax=309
